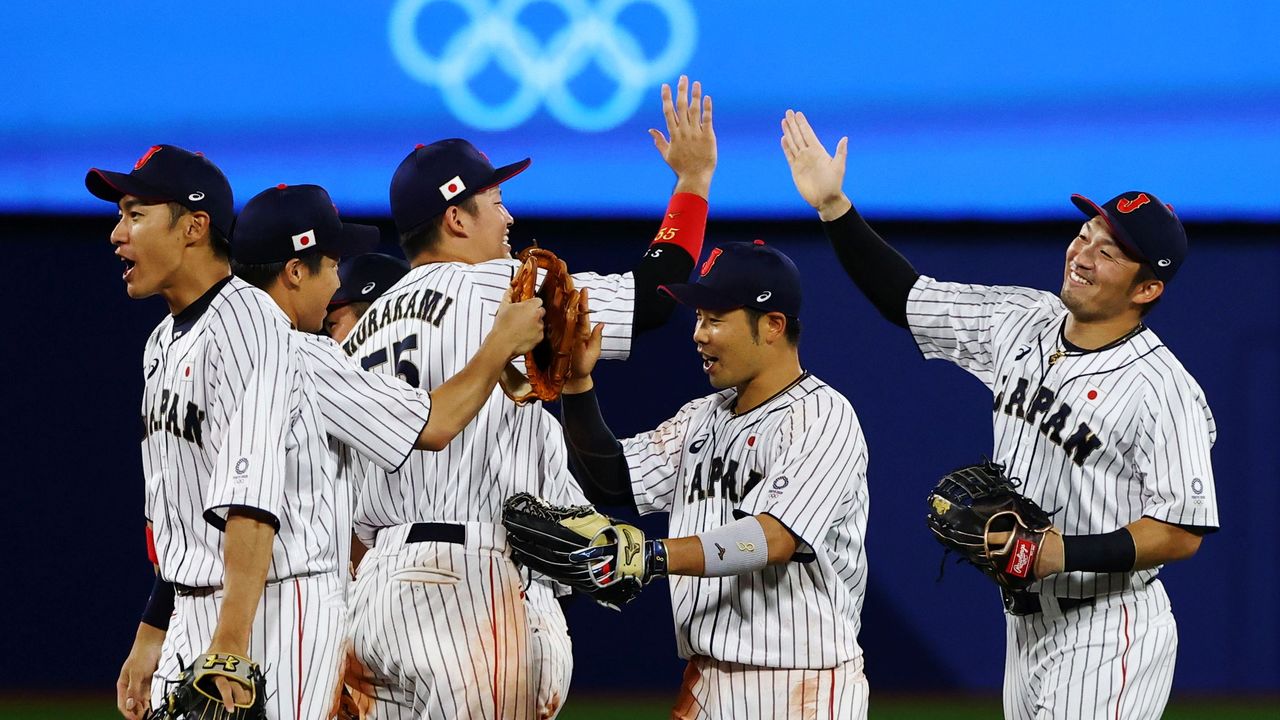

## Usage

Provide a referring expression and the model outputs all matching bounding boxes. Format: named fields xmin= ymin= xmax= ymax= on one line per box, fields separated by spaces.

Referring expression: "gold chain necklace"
xmin=1049 ymin=320 xmax=1145 ymax=366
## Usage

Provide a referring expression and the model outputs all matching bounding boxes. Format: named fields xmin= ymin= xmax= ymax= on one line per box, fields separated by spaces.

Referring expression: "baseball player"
xmin=324 ymin=253 xmax=411 ymax=343
xmin=557 ymin=240 xmax=871 ymax=719
xmin=342 ymin=75 xmax=716 ymax=719
xmin=88 ymin=145 xmax=348 ymax=719
xmin=780 ymin=110 xmax=1218 ymax=719
xmin=228 ymin=183 xmax=546 ymax=580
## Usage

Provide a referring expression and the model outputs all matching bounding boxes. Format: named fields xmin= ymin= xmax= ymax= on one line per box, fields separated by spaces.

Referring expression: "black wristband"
xmin=141 ymin=575 xmax=175 ymax=631
xmin=1061 ymin=528 xmax=1137 ymax=573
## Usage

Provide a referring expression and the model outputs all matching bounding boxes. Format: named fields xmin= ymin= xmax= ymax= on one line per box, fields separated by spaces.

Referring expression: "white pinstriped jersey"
xmin=299 ymin=334 xmax=431 ymax=474
xmin=906 ymin=276 xmax=1219 ymax=598
xmin=341 ymin=259 xmax=634 ymax=540
xmin=622 ymin=374 xmax=869 ymax=669
xmin=297 ymin=333 xmax=432 ymax=574
xmin=140 ymin=277 xmax=339 ymax=587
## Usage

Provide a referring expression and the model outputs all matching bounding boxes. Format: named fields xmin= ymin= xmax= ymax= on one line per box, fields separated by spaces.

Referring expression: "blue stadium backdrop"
xmin=2 ymin=0 xmax=1278 ymax=219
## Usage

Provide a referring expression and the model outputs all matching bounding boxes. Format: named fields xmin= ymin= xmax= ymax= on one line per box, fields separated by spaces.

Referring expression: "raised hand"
xmin=564 ymin=288 xmax=604 ymax=394
xmin=651 ymin=75 xmax=716 ymax=198
xmin=780 ymin=109 xmax=851 ymax=220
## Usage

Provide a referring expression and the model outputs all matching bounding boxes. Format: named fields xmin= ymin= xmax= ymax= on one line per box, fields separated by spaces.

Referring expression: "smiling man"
xmin=555 ymin=240 xmax=872 ymax=720
xmin=781 ymin=110 xmax=1218 ymax=720
xmin=342 ymin=76 xmax=717 ymax=719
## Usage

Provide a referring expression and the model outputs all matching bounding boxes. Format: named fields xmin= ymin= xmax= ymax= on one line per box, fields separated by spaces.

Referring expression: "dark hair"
xmin=743 ymin=307 xmax=801 ymax=345
xmin=399 ymin=195 xmax=480 ymax=259
xmin=232 ymin=251 xmax=326 ymax=290
xmin=347 ymin=300 xmax=372 ymax=320
xmin=1130 ymin=262 xmax=1162 ymax=317
xmin=167 ymin=201 xmax=229 ymax=260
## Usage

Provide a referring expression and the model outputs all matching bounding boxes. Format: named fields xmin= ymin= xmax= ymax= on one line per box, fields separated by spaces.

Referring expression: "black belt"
xmin=406 ymin=522 xmax=466 ymax=545
xmin=174 ymin=583 xmax=218 ymax=597
xmin=1002 ymin=589 xmax=1096 ymax=616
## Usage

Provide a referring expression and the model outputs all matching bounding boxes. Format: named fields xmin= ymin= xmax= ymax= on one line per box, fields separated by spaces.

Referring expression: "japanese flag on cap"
xmin=439 ymin=176 xmax=466 ymax=201
xmin=291 ymin=229 xmax=316 ymax=252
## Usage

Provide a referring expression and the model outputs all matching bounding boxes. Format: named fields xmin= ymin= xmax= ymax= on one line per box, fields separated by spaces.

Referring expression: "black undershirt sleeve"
xmin=630 ymin=242 xmax=696 ymax=337
xmin=560 ymin=389 xmax=636 ymax=510
xmin=821 ymin=207 xmax=920 ymax=328
xmin=141 ymin=575 xmax=175 ymax=631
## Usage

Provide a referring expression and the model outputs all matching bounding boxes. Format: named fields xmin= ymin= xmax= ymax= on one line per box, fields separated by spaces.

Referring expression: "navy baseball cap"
xmin=1071 ymin=191 xmax=1187 ymax=282
xmin=86 ymin=144 xmax=235 ymax=238
xmin=231 ymin=184 xmax=380 ymax=265
xmin=660 ymin=240 xmax=802 ymax=317
xmin=389 ymin=138 xmax=530 ymax=234
xmin=329 ymin=253 xmax=410 ymax=309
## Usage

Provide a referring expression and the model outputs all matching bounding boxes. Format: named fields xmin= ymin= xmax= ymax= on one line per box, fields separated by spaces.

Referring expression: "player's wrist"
xmin=1060 ymin=528 xmax=1136 ymax=574
xmin=563 ymin=375 xmax=594 ymax=395
xmin=816 ymin=194 xmax=852 ymax=222
xmin=644 ymin=539 xmax=669 ymax=583
xmin=1035 ymin=528 xmax=1065 ymax=577
xmin=673 ymin=172 xmax=713 ymax=198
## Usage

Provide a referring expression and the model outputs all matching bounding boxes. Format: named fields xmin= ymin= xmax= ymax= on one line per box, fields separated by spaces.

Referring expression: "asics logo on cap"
xmin=1116 ymin=194 xmax=1151 ymax=213
xmin=756 ymin=291 xmax=772 ymax=302
xmin=362 ymin=282 xmax=378 ymax=294
xmin=188 ymin=191 xmax=205 ymax=201
xmin=1157 ymin=259 xmax=1172 ymax=267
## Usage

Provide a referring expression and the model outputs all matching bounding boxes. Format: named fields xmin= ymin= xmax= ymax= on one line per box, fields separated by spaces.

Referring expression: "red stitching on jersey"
xmin=1114 ymin=603 xmax=1131 ymax=720
xmin=296 ymin=579 xmax=304 ymax=720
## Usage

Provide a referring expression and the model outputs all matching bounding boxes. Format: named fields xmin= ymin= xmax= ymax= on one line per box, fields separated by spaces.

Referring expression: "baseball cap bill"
xmin=329 ymin=253 xmax=410 ymax=310
xmin=390 ymin=138 xmax=530 ymax=234
xmin=85 ymin=144 xmax=235 ymax=239
xmin=231 ymin=184 xmax=380 ymax=265
xmin=660 ymin=240 xmax=802 ymax=318
xmin=1071 ymin=191 xmax=1187 ymax=282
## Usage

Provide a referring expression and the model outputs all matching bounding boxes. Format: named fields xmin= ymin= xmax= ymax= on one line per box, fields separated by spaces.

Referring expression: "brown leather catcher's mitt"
xmin=502 ymin=247 xmax=582 ymax=404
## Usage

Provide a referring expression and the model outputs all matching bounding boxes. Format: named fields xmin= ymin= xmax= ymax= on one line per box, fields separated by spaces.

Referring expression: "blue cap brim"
xmin=658 ymin=283 xmax=743 ymax=311
xmin=85 ymin=168 xmax=173 ymax=204
xmin=1070 ymin=194 xmax=1145 ymax=263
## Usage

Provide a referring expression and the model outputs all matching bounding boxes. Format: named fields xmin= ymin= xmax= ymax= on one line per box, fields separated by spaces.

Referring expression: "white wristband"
xmin=698 ymin=516 xmax=770 ymax=577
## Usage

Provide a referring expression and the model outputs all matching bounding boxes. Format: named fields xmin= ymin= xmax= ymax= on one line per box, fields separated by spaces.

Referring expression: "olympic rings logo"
xmin=389 ymin=0 xmax=697 ymax=131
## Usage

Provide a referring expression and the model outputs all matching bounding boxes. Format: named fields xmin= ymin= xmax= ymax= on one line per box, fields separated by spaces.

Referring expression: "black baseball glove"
xmin=502 ymin=492 xmax=661 ymax=609
xmin=926 ymin=460 xmax=1055 ymax=590
xmin=147 ymin=653 xmax=267 ymax=720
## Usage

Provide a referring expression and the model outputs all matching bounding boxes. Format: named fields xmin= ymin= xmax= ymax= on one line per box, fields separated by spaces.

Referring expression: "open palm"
xmin=780 ymin=109 xmax=849 ymax=215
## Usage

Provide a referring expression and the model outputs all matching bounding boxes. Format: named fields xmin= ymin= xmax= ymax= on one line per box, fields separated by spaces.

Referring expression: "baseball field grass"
xmin=2 ymin=695 xmax=1275 ymax=719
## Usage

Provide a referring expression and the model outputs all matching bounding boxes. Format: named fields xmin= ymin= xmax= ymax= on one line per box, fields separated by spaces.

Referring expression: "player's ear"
xmin=1130 ymin=278 xmax=1164 ymax=308
xmin=441 ymin=205 xmax=467 ymax=237
xmin=764 ymin=312 xmax=787 ymax=345
xmin=283 ymin=257 xmax=306 ymax=288
xmin=182 ymin=211 xmax=211 ymax=246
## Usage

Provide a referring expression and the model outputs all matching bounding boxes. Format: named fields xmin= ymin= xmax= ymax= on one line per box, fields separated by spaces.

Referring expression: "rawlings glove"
xmin=500 ymin=247 xmax=582 ymax=404
xmin=146 ymin=653 xmax=267 ymax=720
xmin=501 ymin=493 xmax=658 ymax=609
xmin=926 ymin=460 xmax=1055 ymax=591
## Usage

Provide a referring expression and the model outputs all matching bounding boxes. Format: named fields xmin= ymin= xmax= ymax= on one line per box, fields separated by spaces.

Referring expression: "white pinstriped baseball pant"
xmin=1003 ymin=579 xmax=1177 ymax=720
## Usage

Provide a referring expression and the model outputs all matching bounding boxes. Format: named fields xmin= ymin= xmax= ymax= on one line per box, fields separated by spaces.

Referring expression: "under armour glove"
xmin=146 ymin=653 xmax=267 ymax=720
